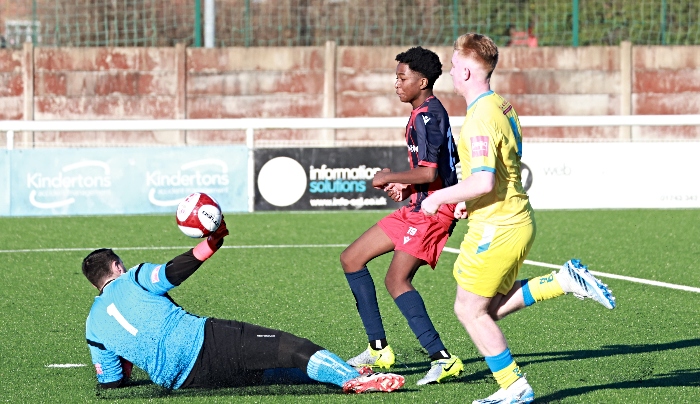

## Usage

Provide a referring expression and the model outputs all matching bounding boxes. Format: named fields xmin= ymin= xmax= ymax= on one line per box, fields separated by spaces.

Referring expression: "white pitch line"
xmin=2 ymin=244 xmax=698 ymax=294
xmin=0 ymin=246 xmax=184 ymax=253
xmin=0 ymin=244 xmax=349 ymax=254
xmin=221 ymin=244 xmax=349 ymax=249
xmin=46 ymin=364 xmax=85 ymax=368
xmin=443 ymin=247 xmax=700 ymax=294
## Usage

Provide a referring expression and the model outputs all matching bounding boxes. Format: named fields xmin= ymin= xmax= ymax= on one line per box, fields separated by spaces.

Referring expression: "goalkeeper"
xmin=82 ymin=218 xmax=404 ymax=394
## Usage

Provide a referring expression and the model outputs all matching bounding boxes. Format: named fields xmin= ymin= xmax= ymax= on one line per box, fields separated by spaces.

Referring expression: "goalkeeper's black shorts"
xmin=181 ymin=317 xmax=322 ymax=388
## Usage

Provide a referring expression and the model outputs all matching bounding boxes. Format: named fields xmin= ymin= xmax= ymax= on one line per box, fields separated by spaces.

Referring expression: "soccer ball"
xmin=176 ymin=192 xmax=222 ymax=238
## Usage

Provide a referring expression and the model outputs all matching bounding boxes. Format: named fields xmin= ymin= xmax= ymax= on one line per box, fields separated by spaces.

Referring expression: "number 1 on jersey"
xmin=107 ymin=303 xmax=138 ymax=336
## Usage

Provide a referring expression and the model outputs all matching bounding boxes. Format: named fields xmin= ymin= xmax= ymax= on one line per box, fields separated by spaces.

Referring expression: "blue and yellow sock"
xmin=520 ymin=272 xmax=565 ymax=307
xmin=484 ymin=348 xmax=522 ymax=390
xmin=306 ymin=350 xmax=360 ymax=387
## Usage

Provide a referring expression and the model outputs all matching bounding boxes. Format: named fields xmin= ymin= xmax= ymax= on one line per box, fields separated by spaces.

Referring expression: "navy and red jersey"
xmin=404 ymin=96 xmax=459 ymax=211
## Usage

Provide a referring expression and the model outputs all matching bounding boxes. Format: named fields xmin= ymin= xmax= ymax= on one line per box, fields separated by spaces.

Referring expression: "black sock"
xmin=430 ymin=349 xmax=451 ymax=361
xmin=370 ymin=338 xmax=388 ymax=350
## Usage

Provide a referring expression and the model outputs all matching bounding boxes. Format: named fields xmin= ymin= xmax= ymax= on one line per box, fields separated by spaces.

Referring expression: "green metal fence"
xmin=1 ymin=0 xmax=698 ymax=48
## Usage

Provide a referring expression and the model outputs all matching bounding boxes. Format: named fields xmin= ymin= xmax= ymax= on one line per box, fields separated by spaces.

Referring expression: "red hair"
xmin=454 ymin=33 xmax=499 ymax=79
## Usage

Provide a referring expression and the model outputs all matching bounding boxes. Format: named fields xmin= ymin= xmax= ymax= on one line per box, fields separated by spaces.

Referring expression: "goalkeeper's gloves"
xmin=193 ymin=217 xmax=229 ymax=261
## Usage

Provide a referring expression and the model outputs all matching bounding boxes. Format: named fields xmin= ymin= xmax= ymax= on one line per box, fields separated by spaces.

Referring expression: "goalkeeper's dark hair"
xmin=395 ymin=46 xmax=443 ymax=89
xmin=82 ymin=248 xmax=121 ymax=288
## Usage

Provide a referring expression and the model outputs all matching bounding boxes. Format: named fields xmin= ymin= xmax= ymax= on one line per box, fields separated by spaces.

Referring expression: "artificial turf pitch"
xmin=1 ymin=209 xmax=698 ymax=403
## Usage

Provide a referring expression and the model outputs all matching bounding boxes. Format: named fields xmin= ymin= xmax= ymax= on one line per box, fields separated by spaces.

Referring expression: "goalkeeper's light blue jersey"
xmin=86 ymin=262 xmax=206 ymax=389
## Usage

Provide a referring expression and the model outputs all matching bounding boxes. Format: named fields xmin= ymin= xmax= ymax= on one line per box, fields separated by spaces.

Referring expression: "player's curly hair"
xmin=82 ymin=248 xmax=121 ymax=288
xmin=395 ymin=46 xmax=443 ymax=89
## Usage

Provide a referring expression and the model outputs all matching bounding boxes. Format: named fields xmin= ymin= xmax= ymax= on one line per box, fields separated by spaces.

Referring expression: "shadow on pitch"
xmin=397 ymin=338 xmax=700 ymax=392
xmin=94 ymin=377 xmax=417 ymax=400
xmin=96 ymin=382 xmax=349 ymax=400
xmin=535 ymin=369 xmax=700 ymax=403
xmin=518 ymin=337 xmax=700 ymax=367
xmin=517 ymin=338 xmax=700 ymax=401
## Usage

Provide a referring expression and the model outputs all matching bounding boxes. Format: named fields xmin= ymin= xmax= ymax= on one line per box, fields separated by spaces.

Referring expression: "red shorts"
xmin=378 ymin=204 xmax=457 ymax=269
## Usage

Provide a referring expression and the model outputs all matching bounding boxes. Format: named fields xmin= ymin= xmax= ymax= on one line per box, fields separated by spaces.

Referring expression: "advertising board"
xmin=524 ymin=142 xmax=700 ymax=209
xmin=0 ymin=150 xmax=8 ymax=216
xmin=8 ymin=146 xmax=248 ymax=216
xmin=254 ymin=147 xmax=410 ymax=211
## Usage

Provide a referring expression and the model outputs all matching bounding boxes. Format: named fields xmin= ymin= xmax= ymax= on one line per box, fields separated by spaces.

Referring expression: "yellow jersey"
xmin=457 ymin=91 xmax=533 ymax=227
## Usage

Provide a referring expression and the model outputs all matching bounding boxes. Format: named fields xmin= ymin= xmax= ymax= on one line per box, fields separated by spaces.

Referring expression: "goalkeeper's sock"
xmin=394 ymin=290 xmax=446 ymax=356
xmin=520 ymin=272 xmax=565 ymax=307
xmin=306 ymin=350 xmax=360 ymax=387
xmin=345 ymin=267 xmax=386 ymax=341
xmin=485 ymin=348 xmax=523 ymax=390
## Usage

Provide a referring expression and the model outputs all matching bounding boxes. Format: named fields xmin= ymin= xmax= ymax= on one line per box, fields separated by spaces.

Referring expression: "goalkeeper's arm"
xmin=165 ymin=218 xmax=229 ymax=285
xmin=98 ymin=357 xmax=133 ymax=389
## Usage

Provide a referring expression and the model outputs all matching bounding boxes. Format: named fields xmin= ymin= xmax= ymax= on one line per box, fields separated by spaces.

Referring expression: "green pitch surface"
xmin=1 ymin=210 xmax=699 ymax=403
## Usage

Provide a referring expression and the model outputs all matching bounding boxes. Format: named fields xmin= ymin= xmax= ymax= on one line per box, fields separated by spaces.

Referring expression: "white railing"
xmin=2 ymin=115 xmax=700 ymax=150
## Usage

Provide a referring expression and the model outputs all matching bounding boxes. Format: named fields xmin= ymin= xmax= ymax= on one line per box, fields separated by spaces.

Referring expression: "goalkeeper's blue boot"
xmin=472 ymin=376 xmax=534 ymax=404
xmin=558 ymin=259 xmax=616 ymax=309
xmin=346 ymin=344 xmax=395 ymax=370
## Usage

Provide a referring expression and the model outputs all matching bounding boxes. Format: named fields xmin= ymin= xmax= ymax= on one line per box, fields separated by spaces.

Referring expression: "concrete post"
xmin=204 ymin=0 xmax=215 ymax=48
xmin=322 ymin=40 xmax=337 ymax=145
xmin=22 ymin=42 xmax=34 ymax=148
xmin=620 ymin=41 xmax=632 ymax=141
xmin=175 ymin=43 xmax=188 ymax=144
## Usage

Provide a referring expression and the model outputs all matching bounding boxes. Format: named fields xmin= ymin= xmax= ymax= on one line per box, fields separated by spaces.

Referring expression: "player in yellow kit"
xmin=421 ymin=33 xmax=617 ymax=404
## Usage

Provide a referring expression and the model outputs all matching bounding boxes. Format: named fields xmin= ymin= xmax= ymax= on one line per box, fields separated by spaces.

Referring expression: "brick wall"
xmin=32 ymin=47 xmax=184 ymax=146
xmin=1 ymin=43 xmax=699 ymax=147
xmin=493 ymin=46 xmax=621 ymax=140
xmin=633 ymin=46 xmax=700 ymax=139
xmin=0 ymin=48 xmax=22 ymax=120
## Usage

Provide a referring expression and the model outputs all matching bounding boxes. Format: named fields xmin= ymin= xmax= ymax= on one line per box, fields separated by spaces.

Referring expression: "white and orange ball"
xmin=175 ymin=192 xmax=222 ymax=238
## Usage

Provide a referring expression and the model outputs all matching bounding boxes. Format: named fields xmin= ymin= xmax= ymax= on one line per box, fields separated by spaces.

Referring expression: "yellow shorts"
xmin=453 ymin=221 xmax=536 ymax=297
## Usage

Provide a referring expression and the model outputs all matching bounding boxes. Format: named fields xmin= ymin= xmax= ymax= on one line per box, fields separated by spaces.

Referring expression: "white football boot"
xmin=556 ymin=259 xmax=617 ymax=309
xmin=346 ymin=344 xmax=395 ymax=369
xmin=472 ymin=376 xmax=534 ymax=404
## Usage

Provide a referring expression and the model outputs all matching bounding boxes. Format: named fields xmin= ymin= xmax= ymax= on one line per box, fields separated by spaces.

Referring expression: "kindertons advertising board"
xmin=254 ymin=147 xmax=410 ymax=211
xmin=0 ymin=150 xmax=9 ymax=216
xmin=8 ymin=146 xmax=248 ymax=216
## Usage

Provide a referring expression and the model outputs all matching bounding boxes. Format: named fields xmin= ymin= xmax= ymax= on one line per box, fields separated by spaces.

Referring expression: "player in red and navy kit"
xmin=341 ymin=46 xmax=464 ymax=385
xmin=83 ymin=218 xmax=404 ymax=394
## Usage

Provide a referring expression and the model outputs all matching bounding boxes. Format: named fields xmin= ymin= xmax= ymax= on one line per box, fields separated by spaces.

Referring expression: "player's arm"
xmin=164 ymin=250 xmax=205 ymax=286
xmin=374 ymin=110 xmax=446 ymax=188
xmin=165 ymin=218 xmax=229 ymax=286
xmin=376 ymin=108 xmax=452 ymax=188
xmin=421 ymin=117 xmax=496 ymax=215
xmin=423 ymin=171 xmax=495 ymax=210
xmin=384 ymin=182 xmax=411 ymax=202
xmin=372 ymin=166 xmax=437 ymax=189
xmin=87 ymin=340 xmax=131 ymax=388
